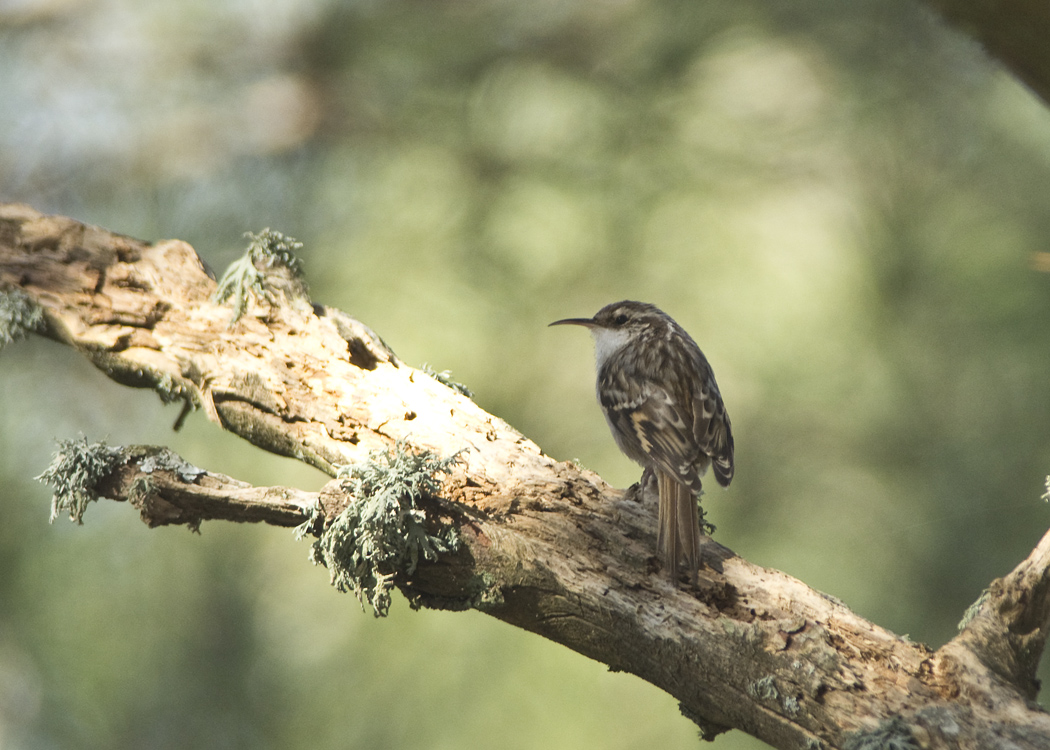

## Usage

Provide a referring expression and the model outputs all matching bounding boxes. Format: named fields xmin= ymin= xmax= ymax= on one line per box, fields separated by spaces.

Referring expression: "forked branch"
xmin=3 ymin=203 xmax=1050 ymax=750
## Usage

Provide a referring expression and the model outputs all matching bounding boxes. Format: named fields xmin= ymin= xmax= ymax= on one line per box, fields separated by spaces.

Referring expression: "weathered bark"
xmin=2 ymin=203 xmax=1049 ymax=750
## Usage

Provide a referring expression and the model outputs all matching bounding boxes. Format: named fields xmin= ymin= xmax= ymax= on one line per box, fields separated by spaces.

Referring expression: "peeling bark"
xmin=3 ymin=203 xmax=1050 ymax=749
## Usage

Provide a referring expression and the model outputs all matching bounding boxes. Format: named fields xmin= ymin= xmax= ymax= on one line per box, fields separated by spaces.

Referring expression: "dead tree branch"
xmin=2 ymin=203 xmax=1049 ymax=750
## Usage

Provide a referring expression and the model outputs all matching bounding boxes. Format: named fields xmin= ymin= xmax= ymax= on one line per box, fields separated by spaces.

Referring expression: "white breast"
xmin=590 ymin=326 xmax=632 ymax=370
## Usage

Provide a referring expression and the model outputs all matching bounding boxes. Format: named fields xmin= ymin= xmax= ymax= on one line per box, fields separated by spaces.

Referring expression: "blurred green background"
xmin=2 ymin=1 xmax=1050 ymax=748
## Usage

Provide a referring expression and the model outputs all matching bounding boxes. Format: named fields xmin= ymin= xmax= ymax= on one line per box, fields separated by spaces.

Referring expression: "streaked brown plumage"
xmin=550 ymin=300 xmax=734 ymax=583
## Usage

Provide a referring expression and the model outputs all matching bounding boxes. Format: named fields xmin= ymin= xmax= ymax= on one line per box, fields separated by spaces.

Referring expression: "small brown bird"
xmin=550 ymin=300 xmax=734 ymax=583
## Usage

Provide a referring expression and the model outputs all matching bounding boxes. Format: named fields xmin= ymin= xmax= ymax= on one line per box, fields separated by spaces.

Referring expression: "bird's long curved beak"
xmin=549 ymin=317 xmax=596 ymax=328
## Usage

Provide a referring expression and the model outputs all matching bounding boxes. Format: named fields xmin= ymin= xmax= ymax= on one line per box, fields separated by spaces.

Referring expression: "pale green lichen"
xmin=957 ymin=589 xmax=990 ymax=631
xmin=212 ymin=229 xmax=307 ymax=325
xmin=467 ymin=572 xmax=504 ymax=611
xmin=843 ymin=717 xmax=918 ymax=750
xmin=37 ymin=438 xmax=125 ymax=524
xmin=421 ymin=363 xmax=474 ymax=398
xmin=747 ymin=675 xmax=800 ymax=718
xmin=294 ymin=500 xmax=325 ymax=541
xmin=699 ymin=501 xmax=716 ymax=536
xmin=0 ymin=288 xmax=45 ymax=349
xmin=154 ymin=372 xmax=197 ymax=408
xmin=126 ymin=475 xmax=157 ymax=507
xmin=748 ymin=675 xmax=780 ymax=703
xmin=137 ymin=447 xmax=206 ymax=483
xmin=308 ymin=442 xmax=461 ymax=617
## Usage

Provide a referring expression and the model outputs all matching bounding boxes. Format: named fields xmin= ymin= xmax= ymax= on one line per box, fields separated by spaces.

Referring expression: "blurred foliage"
xmin=2 ymin=0 xmax=1050 ymax=748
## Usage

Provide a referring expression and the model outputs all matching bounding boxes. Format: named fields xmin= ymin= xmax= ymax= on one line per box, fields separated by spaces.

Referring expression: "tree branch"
xmin=923 ymin=0 xmax=1050 ymax=106
xmin=3 ymin=203 xmax=1049 ymax=750
xmin=93 ymin=445 xmax=320 ymax=530
xmin=949 ymin=530 xmax=1050 ymax=701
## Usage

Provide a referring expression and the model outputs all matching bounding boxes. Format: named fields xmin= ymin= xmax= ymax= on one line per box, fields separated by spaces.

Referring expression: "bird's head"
xmin=550 ymin=300 xmax=667 ymax=366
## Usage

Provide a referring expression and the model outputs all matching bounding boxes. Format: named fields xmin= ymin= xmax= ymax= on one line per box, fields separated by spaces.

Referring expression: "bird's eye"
xmin=614 ymin=313 xmax=629 ymax=325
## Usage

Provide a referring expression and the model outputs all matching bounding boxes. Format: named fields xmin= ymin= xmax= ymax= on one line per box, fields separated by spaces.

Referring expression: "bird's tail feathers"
xmin=657 ymin=470 xmax=701 ymax=584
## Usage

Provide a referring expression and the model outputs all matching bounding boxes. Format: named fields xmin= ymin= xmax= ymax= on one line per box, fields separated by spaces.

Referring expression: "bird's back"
xmin=598 ymin=313 xmax=733 ymax=492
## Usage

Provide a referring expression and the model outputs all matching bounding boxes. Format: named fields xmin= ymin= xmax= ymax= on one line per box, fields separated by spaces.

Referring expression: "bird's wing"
xmin=691 ymin=375 xmax=734 ymax=487
xmin=599 ymin=371 xmax=708 ymax=491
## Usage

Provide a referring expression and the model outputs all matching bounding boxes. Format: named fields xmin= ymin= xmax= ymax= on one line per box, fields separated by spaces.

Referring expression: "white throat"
xmin=590 ymin=326 xmax=632 ymax=370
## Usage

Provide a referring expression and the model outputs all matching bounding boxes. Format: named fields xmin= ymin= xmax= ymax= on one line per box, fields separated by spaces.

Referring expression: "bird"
xmin=550 ymin=300 xmax=734 ymax=584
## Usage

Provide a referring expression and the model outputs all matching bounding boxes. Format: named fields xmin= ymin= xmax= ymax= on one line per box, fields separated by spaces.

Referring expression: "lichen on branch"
xmin=212 ymin=228 xmax=309 ymax=325
xmin=37 ymin=437 xmax=125 ymax=524
xmin=0 ymin=287 xmax=45 ymax=349
xmin=307 ymin=441 xmax=463 ymax=617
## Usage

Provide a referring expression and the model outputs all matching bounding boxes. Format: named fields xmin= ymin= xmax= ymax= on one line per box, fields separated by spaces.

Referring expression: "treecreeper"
xmin=550 ymin=300 xmax=734 ymax=584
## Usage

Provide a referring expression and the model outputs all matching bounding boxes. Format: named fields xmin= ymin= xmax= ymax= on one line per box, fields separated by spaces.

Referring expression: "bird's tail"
xmin=656 ymin=470 xmax=700 ymax=584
